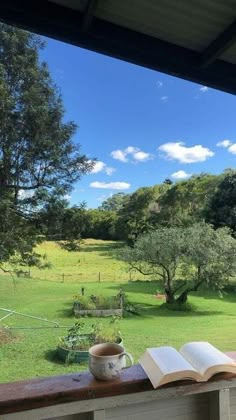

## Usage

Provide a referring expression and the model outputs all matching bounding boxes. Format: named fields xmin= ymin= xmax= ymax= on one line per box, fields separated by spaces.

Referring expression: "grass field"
xmin=24 ymin=239 xmax=145 ymax=283
xmin=0 ymin=240 xmax=236 ymax=384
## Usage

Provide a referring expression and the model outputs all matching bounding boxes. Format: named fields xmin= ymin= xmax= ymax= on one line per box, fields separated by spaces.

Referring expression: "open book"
xmin=139 ymin=342 xmax=236 ymax=388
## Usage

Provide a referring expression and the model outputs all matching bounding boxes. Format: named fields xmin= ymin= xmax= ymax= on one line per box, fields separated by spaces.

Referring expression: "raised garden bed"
xmin=73 ymin=305 xmax=123 ymax=317
xmin=73 ymin=293 xmax=124 ymax=318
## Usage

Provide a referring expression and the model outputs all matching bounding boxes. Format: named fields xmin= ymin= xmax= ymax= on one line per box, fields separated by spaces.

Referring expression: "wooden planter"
xmin=73 ymin=304 xmax=123 ymax=318
xmin=57 ymin=346 xmax=89 ymax=364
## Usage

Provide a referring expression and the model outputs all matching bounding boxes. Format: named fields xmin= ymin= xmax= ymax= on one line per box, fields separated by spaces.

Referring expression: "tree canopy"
xmin=119 ymin=223 xmax=236 ymax=304
xmin=0 ymin=23 xmax=92 ymax=269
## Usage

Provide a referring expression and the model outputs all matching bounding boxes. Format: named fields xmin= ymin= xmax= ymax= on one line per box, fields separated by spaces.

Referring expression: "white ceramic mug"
xmin=89 ymin=343 xmax=134 ymax=381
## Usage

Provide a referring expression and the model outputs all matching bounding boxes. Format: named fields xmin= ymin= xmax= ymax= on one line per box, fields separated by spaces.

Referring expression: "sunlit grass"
xmin=0 ymin=271 xmax=236 ymax=383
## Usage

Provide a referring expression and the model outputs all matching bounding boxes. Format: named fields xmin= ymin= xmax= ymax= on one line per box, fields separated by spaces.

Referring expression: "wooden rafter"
xmin=200 ymin=19 xmax=236 ymax=69
xmin=81 ymin=0 xmax=98 ymax=32
xmin=0 ymin=0 xmax=236 ymax=94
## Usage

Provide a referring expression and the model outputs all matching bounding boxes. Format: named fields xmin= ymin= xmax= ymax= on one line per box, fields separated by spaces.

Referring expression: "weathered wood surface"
xmin=230 ymin=387 xmax=236 ymax=420
xmin=1 ymin=364 xmax=236 ymax=416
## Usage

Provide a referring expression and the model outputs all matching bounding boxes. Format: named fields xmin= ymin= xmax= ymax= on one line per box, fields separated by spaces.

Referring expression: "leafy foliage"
xmin=119 ymin=223 xmax=236 ymax=304
xmin=205 ymin=171 xmax=236 ymax=232
xmin=0 ymin=23 xmax=92 ymax=269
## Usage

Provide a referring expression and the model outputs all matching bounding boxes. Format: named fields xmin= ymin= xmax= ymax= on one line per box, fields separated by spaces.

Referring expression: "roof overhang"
xmin=0 ymin=0 xmax=236 ymax=94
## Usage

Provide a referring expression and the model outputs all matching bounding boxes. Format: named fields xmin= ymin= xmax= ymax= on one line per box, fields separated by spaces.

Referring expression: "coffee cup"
xmin=89 ymin=343 xmax=133 ymax=381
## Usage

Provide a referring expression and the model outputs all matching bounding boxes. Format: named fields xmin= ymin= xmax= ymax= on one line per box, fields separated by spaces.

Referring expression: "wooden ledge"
xmin=1 ymin=364 xmax=236 ymax=415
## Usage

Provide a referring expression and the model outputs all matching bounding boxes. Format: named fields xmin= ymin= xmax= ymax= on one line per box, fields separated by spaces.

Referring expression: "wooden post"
xmin=129 ymin=272 xmax=131 ymax=281
xmin=93 ymin=410 xmax=106 ymax=420
xmin=98 ymin=272 xmax=101 ymax=282
xmin=209 ymin=389 xmax=230 ymax=420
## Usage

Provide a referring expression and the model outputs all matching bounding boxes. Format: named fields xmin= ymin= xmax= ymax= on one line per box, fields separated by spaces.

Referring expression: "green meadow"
xmin=27 ymin=239 xmax=144 ymax=283
xmin=0 ymin=240 xmax=236 ymax=383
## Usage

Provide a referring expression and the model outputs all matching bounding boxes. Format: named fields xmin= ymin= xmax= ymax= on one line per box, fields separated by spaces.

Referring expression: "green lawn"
xmin=0 ymin=240 xmax=236 ymax=383
xmin=22 ymin=239 xmax=144 ymax=283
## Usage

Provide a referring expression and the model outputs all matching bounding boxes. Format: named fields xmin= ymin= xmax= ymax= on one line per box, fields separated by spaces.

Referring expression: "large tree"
xmin=119 ymin=223 xmax=236 ymax=304
xmin=0 ymin=23 xmax=92 ymax=269
xmin=205 ymin=170 xmax=236 ymax=233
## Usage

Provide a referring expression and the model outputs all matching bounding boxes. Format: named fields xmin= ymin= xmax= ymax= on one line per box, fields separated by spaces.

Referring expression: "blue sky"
xmin=41 ymin=37 xmax=236 ymax=208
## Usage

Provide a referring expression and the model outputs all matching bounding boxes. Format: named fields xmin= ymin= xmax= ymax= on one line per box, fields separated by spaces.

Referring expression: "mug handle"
xmin=120 ymin=351 xmax=134 ymax=368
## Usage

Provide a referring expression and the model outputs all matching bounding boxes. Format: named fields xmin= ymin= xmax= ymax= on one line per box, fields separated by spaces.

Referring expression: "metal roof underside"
xmin=0 ymin=0 xmax=236 ymax=94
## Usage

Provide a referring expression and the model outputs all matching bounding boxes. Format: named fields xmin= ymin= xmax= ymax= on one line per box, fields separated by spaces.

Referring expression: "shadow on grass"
xmin=108 ymin=280 xmax=162 ymax=295
xmin=45 ymin=349 xmax=65 ymax=365
xmin=193 ymin=290 xmax=236 ymax=304
xmin=131 ymin=303 xmax=223 ymax=318
xmin=81 ymin=243 xmax=123 ymax=254
xmin=109 ymin=281 xmax=236 ymax=304
xmin=56 ymin=302 xmax=74 ymax=318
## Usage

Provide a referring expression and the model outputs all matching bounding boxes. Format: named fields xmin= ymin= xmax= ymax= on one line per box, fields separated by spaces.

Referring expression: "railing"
xmin=0 ymin=364 xmax=236 ymax=420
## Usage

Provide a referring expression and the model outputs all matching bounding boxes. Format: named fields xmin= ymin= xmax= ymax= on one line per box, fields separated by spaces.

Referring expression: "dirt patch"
xmin=0 ymin=327 xmax=16 ymax=346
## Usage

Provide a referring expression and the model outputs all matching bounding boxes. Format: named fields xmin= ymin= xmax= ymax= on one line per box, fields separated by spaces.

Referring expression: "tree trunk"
xmin=164 ymin=288 xmax=175 ymax=304
xmin=176 ymin=290 xmax=189 ymax=304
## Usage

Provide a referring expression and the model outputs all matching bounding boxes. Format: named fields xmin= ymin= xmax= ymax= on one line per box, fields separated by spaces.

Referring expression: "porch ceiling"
xmin=0 ymin=0 xmax=236 ymax=94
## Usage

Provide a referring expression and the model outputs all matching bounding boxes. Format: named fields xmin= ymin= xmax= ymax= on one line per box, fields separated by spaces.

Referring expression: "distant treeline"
xmin=37 ymin=170 xmax=236 ymax=244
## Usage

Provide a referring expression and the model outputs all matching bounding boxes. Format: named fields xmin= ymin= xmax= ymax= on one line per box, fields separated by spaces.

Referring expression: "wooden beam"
xmin=209 ymin=389 xmax=230 ymax=420
xmin=81 ymin=0 xmax=98 ymax=32
xmin=0 ymin=0 xmax=236 ymax=94
xmin=200 ymin=19 xmax=236 ymax=68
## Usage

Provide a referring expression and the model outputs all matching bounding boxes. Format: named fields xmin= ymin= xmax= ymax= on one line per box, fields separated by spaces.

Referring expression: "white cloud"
xmin=110 ymin=150 xmax=128 ymax=162
xmin=171 ymin=170 xmax=192 ymax=179
xmin=133 ymin=151 xmax=152 ymax=162
xmin=199 ymin=86 xmax=209 ymax=92
xmin=64 ymin=194 xmax=71 ymax=201
xmin=90 ymin=160 xmax=116 ymax=176
xmin=216 ymin=139 xmax=232 ymax=148
xmin=125 ymin=146 xmax=139 ymax=154
xmin=157 ymin=81 xmax=163 ymax=88
xmin=160 ymin=96 xmax=168 ymax=102
xmin=91 ymin=161 xmax=106 ymax=173
xmin=158 ymin=142 xmax=214 ymax=163
xmin=228 ymin=144 xmax=236 ymax=154
xmin=90 ymin=181 xmax=130 ymax=190
xmin=111 ymin=146 xmax=153 ymax=163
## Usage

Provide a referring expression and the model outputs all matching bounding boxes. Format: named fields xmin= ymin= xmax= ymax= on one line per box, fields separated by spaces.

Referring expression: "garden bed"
xmin=73 ymin=293 xmax=123 ymax=317
xmin=73 ymin=305 xmax=122 ymax=317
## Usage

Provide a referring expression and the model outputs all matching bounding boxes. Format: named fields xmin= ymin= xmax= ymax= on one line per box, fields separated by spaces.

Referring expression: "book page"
xmin=179 ymin=342 xmax=235 ymax=377
xmin=147 ymin=346 xmax=198 ymax=375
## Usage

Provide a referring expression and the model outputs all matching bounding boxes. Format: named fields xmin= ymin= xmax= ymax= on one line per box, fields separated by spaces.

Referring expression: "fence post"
xmin=62 ymin=273 xmax=65 ymax=283
xmin=98 ymin=272 xmax=101 ymax=282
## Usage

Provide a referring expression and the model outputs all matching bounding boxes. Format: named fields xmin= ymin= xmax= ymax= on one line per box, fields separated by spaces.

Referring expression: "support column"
xmin=209 ymin=388 xmax=230 ymax=420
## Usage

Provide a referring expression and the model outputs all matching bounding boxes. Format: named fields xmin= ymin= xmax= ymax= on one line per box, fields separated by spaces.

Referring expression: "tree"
xmin=37 ymin=194 xmax=70 ymax=239
xmin=0 ymin=23 xmax=92 ymax=269
xmin=84 ymin=209 xmax=118 ymax=240
xmin=117 ymin=186 xmax=159 ymax=243
xmin=205 ymin=171 xmax=236 ymax=233
xmin=152 ymin=174 xmax=219 ymax=227
xmin=98 ymin=193 xmax=129 ymax=212
xmin=119 ymin=223 xmax=236 ymax=305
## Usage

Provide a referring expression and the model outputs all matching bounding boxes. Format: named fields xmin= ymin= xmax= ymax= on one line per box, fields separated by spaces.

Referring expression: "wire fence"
xmin=3 ymin=269 xmax=148 ymax=284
